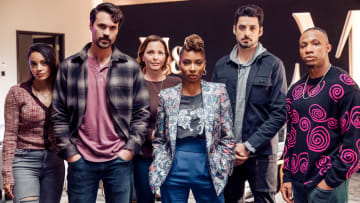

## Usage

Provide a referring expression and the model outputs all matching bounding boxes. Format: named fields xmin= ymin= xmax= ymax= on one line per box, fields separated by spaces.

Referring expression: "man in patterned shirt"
xmin=51 ymin=3 xmax=150 ymax=203
xmin=281 ymin=27 xmax=360 ymax=203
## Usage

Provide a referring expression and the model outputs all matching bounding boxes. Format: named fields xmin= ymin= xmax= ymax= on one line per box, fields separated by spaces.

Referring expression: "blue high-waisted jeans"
xmin=160 ymin=137 xmax=224 ymax=203
xmin=12 ymin=149 xmax=65 ymax=203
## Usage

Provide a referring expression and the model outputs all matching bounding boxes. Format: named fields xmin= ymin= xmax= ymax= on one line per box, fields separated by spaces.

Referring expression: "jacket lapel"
xmin=168 ymin=83 xmax=182 ymax=156
xmin=201 ymin=80 xmax=213 ymax=149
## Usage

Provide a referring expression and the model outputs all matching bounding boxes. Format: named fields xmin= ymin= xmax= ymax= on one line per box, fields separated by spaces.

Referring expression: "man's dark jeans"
xmin=67 ymin=157 xmax=133 ymax=203
xmin=224 ymin=154 xmax=277 ymax=203
xmin=133 ymin=156 xmax=155 ymax=203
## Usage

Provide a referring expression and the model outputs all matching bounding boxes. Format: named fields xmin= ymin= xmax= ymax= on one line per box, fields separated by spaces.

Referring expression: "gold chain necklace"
xmin=302 ymin=65 xmax=331 ymax=100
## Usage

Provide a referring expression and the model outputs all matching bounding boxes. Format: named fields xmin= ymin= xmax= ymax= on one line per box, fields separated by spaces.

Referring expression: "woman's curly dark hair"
xmin=179 ymin=34 xmax=205 ymax=58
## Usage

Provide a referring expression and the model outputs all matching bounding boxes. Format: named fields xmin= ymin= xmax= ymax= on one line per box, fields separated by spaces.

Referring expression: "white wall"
xmin=0 ymin=0 xmax=95 ymax=139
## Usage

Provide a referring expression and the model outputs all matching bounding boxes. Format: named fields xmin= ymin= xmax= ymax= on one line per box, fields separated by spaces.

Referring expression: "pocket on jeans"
xmin=68 ymin=157 xmax=83 ymax=167
xmin=117 ymin=156 xmax=132 ymax=162
xmin=310 ymin=187 xmax=334 ymax=202
xmin=314 ymin=187 xmax=333 ymax=193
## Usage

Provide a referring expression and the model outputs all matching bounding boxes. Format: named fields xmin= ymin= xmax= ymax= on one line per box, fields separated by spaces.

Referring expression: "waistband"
xmin=176 ymin=137 xmax=206 ymax=153
xmin=16 ymin=148 xmax=55 ymax=152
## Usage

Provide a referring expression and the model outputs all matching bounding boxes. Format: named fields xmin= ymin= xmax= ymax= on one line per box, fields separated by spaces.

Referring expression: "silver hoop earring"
xmin=203 ymin=69 xmax=207 ymax=76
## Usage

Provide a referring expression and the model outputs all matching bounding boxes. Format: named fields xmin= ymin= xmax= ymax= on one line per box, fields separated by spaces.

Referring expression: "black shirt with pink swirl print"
xmin=282 ymin=66 xmax=360 ymax=189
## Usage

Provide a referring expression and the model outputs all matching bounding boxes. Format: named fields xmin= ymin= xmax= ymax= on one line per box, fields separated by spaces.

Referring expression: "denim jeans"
xmin=224 ymin=154 xmax=277 ymax=203
xmin=292 ymin=180 xmax=349 ymax=203
xmin=160 ymin=138 xmax=224 ymax=203
xmin=133 ymin=156 xmax=155 ymax=203
xmin=67 ymin=157 xmax=133 ymax=203
xmin=12 ymin=149 xmax=65 ymax=203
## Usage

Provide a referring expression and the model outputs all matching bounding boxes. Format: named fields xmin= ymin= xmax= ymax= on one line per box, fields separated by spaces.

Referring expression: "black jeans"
xmin=133 ymin=156 xmax=155 ymax=203
xmin=224 ymin=154 xmax=277 ymax=203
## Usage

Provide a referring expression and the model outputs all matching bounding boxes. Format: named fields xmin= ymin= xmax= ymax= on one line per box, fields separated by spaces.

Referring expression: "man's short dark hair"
xmin=234 ymin=4 xmax=264 ymax=27
xmin=90 ymin=3 xmax=124 ymax=28
xmin=303 ymin=27 xmax=329 ymax=40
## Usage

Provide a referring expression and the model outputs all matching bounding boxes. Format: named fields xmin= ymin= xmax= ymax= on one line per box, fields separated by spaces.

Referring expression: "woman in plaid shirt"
xmin=2 ymin=43 xmax=64 ymax=203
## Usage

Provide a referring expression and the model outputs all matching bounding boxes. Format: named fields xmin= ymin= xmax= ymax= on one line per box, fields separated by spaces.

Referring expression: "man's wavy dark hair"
xmin=234 ymin=4 xmax=264 ymax=27
xmin=90 ymin=3 xmax=124 ymax=28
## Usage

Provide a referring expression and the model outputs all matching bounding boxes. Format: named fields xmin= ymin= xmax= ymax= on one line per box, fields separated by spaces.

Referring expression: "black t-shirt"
xmin=177 ymin=93 xmax=205 ymax=139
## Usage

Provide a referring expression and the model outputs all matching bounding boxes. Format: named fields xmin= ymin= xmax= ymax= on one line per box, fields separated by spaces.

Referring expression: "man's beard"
xmin=95 ymin=37 xmax=112 ymax=49
xmin=238 ymin=39 xmax=256 ymax=49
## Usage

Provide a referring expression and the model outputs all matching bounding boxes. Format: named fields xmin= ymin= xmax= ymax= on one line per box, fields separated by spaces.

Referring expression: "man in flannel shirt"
xmin=51 ymin=3 xmax=150 ymax=203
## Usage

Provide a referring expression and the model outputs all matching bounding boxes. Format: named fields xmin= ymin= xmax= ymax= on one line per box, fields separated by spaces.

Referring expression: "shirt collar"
xmin=74 ymin=42 xmax=128 ymax=63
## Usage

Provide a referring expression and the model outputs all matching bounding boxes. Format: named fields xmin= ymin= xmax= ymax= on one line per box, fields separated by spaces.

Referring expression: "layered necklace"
xmin=302 ymin=64 xmax=331 ymax=100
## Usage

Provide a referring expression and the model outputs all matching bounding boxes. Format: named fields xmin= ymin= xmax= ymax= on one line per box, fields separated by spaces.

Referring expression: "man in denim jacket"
xmin=212 ymin=4 xmax=287 ymax=203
